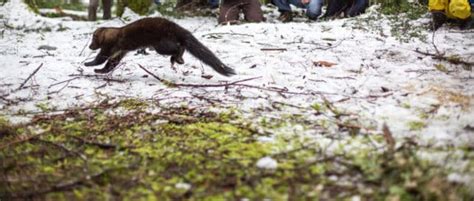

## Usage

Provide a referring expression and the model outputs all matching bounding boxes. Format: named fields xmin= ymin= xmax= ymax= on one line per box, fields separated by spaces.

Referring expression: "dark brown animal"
xmin=84 ymin=17 xmax=236 ymax=76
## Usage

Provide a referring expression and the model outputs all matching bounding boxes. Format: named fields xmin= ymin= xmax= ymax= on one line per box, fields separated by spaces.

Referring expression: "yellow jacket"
xmin=429 ymin=0 xmax=471 ymax=19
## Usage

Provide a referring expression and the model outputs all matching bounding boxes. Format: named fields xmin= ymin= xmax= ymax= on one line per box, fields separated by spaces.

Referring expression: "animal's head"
xmin=89 ymin=27 xmax=119 ymax=50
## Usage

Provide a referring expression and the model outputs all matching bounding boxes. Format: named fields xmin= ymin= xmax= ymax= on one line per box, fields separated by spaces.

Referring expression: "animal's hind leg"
xmin=171 ymin=45 xmax=185 ymax=65
xmin=154 ymin=41 xmax=185 ymax=65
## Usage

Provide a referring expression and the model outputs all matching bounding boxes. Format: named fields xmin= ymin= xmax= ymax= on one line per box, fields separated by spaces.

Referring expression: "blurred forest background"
xmin=18 ymin=0 xmax=429 ymax=20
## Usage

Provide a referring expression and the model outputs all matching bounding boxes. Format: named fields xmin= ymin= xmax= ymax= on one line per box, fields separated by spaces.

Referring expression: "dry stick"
xmin=414 ymin=48 xmax=474 ymax=66
xmin=48 ymin=77 xmax=80 ymax=89
xmin=382 ymin=123 xmax=396 ymax=152
xmin=234 ymin=83 xmax=335 ymax=96
xmin=17 ymin=63 xmax=43 ymax=90
xmin=70 ymin=135 xmax=135 ymax=150
xmin=79 ymin=39 xmax=89 ymax=56
xmin=201 ymin=32 xmax=254 ymax=37
xmin=11 ymin=167 xmax=113 ymax=198
xmin=0 ymin=130 xmax=47 ymax=150
xmin=431 ymin=19 xmax=441 ymax=55
xmin=261 ymin=48 xmax=287 ymax=51
xmin=47 ymin=81 xmax=71 ymax=95
xmin=174 ymin=76 xmax=261 ymax=88
xmin=138 ymin=65 xmax=330 ymax=95
xmin=138 ymin=64 xmax=165 ymax=82
xmin=138 ymin=64 xmax=262 ymax=88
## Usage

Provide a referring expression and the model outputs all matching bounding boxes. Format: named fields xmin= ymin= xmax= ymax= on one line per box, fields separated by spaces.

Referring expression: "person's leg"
xmin=305 ymin=0 xmax=323 ymax=20
xmin=102 ymin=0 xmax=112 ymax=19
xmin=209 ymin=0 xmax=219 ymax=9
xmin=322 ymin=0 xmax=346 ymax=18
xmin=88 ymin=0 xmax=99 ymax=21
xmin=428 ymin=0 xmax=449 ymax=30
xmin=272 ymin=0 xmax=292 ymax=13
xmin=218 ymin=1 xmax=240 ymax=24
xmin=346 ymin=0 xmax=368 ymax=17
xmin=243 ymin=0 xmax=264 ymax=22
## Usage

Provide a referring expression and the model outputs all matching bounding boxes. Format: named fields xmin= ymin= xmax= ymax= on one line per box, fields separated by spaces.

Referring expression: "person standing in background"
xmin=88 ymin=0 xmax=113 ymax=21
xmin=429 ymin=0 xmax=472 ymax=30
xmin=218 ymin=0 xmax=264 ymax=24
xmin=272 ymin=0 xmax=323 ymax=22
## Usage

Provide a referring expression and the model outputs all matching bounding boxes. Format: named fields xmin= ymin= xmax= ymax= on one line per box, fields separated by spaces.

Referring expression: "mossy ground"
xmin=0 ymin=99 xmax=472 ymax=200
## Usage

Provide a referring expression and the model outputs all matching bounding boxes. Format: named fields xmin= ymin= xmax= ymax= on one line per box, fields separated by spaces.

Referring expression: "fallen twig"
xmin=17 ymin=63 xmax=43 ymax=90
xmin=174 ymin=76 xmax=261 ymax=88
xmin=414 ymin=48 xmax=474 ymax=66
xmin=201 ymin=32 xmax=254 ymax=37
xmin=234 ymin=83 xmax=335 ymax=96
xmin=260 ymin=48 xmax=287 ymax=51
xmin=138 ymin=64 xmax=165 ymax=82
xmin=71 ymin=136 xmax=136 ymax=150
xmin=0 ymin=129 xmax=48 ymax=150
xmin=382 ymin=123 xmax=396 ymax=152
xmin=48 ymin=77 xmax=80 ymax=89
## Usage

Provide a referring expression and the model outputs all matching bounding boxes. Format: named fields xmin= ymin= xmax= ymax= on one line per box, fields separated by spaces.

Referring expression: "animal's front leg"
xmin=94 ymin=50 xmax=127 ymax=74
xmin=84 ymin=48 xmax=110 ymax=66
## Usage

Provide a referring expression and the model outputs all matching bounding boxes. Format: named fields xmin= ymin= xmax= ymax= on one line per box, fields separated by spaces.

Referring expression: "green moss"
xmin=0 ymin=100 xmax=471 ymax=200
xmin=0 ymin=117 xmax=16 ymax=138
xmin=118 ymin=98 xmax=149 ymax=110
xmin=408 ymin=121 xmax=426 ymax=131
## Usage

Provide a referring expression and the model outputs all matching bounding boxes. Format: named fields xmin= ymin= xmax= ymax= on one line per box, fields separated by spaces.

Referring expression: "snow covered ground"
xmin=1 ymin=0 xmax=473 ymax=159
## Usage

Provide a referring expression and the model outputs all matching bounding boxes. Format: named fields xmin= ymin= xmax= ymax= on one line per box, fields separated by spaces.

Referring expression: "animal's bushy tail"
xmin=182 ymin=33 xmax=236 ymax=76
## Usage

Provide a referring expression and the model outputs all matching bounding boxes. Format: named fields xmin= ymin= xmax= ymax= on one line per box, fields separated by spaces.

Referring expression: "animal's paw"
xmin=84 ymin=61 xmax=96 ymax=67
xmin=171 ymin=56 xmax=184 ymax=65
xmin=94 ymin=68 xmax=110 ymax=74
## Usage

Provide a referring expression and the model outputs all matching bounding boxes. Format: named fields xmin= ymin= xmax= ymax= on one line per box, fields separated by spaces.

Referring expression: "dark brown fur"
xmin=85 ymin=17 xmax=235 ymax=76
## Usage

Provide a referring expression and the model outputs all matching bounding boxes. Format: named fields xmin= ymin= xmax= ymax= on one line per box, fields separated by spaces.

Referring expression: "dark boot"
xmin=431 ymin=11 xmax=447 ymax=31
xmin=459 ymin=16 xmax=474 ymax=30
xmin=278 ymin=11 xmax=293 ymax=22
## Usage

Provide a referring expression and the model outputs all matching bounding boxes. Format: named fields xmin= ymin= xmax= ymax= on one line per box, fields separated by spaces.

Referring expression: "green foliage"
xmin=116 ymin=0 xmax=152 ymax=16
xmin=383 ymin=2 xmax=428 ymax=43
xmin=23 ymin=0 xmax=85 ymax=11
xmin=155 ymin=0 xmax=186 ymax=18
xmin=378 ymin=0 xmax=427 ymax=17
xmin=348 ymin=1 xmax=429 ymax=43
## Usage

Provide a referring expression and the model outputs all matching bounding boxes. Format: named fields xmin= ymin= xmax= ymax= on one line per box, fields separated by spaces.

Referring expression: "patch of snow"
xmin=175 ymin=182 xmax=192 ymax=190
xmin=256 ymin=156 xmax=278 ymax=169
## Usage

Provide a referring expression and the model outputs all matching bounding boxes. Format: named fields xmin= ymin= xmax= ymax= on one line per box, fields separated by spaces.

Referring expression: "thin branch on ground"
xmin=260 ymin=48 xmax=287 ymax=51
xmin=414 ymin=48 xmax=474 ymax=66
xmin=138 ymin=64 xmax=166 ymax=82
xmin=17 ymin=63 xmax=43 ymax=90
xmin=48 ymin=77 xmax=80 ymax=89
xmin=70 ymin=135 xmax=136 ymax=150
xmin=201 ymin=32 xmax=254 ymax=37
xmin=174 ymin=76 xmax=262 ymax=88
